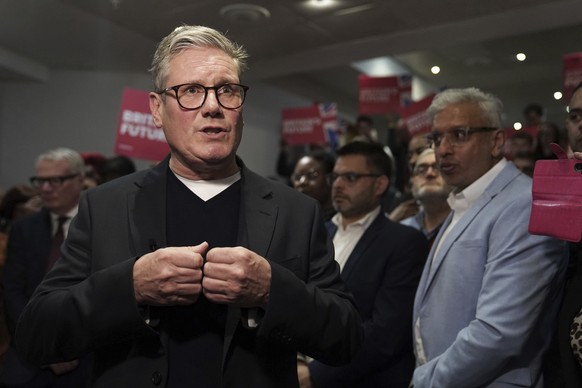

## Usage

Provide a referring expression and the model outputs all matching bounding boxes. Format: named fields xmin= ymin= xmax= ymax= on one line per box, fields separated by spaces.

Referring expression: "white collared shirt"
xmin=433 ymin=158 xmax=508 ymax=259
xmin=331 ymin=206 xmax=381 ymax=272
xmin=50 ymin=206 xmax=79 ymax=238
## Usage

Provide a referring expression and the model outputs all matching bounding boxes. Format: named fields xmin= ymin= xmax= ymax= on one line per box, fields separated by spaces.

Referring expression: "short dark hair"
xmin=356 ymin=115 xmax=373 ymax=126
xmin=101 ymin=156 xmax=136 ymax=182
xmin=523 ymin=103 xmax=543 ymax=117
xmin=335 ymin=141 xmax=391 ymax=177
xmin=511 ymin=131 xmax=534 ymax=144
xmin=307 ymin=150 xmax=335 ymax=174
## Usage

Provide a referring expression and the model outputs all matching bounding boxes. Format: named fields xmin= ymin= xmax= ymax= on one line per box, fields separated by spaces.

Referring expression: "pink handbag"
xmin=528 ymin=143 xmax=582 ymax=242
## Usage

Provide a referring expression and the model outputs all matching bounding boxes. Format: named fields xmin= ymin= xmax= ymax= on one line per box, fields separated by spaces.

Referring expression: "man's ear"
xmin=375 ymin=175 xmax=390 ymax=197
xmin=149 ymin=92 xmax=164 ymax=128
xmin=491 ymin=128 xmax=506 ymax=158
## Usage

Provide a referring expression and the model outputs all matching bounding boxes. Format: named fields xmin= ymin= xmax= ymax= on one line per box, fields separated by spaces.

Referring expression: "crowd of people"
xmin=0 ymin=23 xmax=580 ymax=388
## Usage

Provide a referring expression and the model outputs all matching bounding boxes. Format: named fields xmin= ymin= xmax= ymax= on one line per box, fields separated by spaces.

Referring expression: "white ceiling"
xmin=2 ymin=0 xmax=582 ymax=126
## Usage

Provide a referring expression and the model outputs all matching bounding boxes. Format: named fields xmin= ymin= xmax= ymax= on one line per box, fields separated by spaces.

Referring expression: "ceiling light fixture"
xmin=431 ymin=66 xmax=440 ymax=75
xmin=219 ymin=4 xmax=271 ymax=23
xmin=554 ymin=91 xmax=563 ymax=100
xmin=309 ymin=0 xmax=335 ymax=7
xmin=516 ymin=53 xmax=526 ymax=62
xmin=514 ymin=122 xmax=522 ymax=130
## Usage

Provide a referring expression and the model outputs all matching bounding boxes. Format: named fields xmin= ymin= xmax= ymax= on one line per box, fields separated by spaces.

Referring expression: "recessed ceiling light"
xmin=219 ymin=4 xmax=271 ymax=23
xmin=309 ymin=0 xmax=335 ymax=7
xmin=554 ymin=91 xmax=563 ymax=100
xmin=516 ymin=53 xmax=526 ymax=62
xmin=514 ymin=122 xmax=522 ymax=130
xmin=431 ymin=66 xmax=440 ymax=75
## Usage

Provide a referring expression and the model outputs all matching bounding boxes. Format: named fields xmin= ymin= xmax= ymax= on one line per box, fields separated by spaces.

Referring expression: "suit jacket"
xmin=14 ymin=157 xmax=363 ymax=388
xmin=548 ymin=242 xmax=582 ymax=388
xmin=412 ymin=162 xmax=568 ymax=387
xmin=1 ymin=209 xmax=52 ymax=385
xmin=2 ymin=208 xmax=91 ymax=386
xmin=3 ymin=208 xmax=52 ymax=335
xmin=310 ymin=213 xmax=428 ymax=387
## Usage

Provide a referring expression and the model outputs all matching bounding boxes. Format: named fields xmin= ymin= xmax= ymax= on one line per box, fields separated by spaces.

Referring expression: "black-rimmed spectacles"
xmin=425 ymin=126 xmax=498 ymax=148
xmin=156 ymin=83 xmax=249 ymax=110
xmin=29 ymin=174 xmax=79 ymax=188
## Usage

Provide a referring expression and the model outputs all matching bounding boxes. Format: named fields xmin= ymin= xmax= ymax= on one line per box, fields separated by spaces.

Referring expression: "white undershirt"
xmin=173 ymin=171 xmax=241 ymax=201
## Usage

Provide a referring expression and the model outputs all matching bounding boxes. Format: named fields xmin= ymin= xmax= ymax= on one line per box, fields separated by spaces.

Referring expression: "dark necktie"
xmin=46 ymin=216 xmax=68 ymax=272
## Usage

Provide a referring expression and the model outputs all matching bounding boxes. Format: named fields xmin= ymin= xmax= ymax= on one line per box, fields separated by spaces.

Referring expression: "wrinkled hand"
xmin=133 ymin=242 xmax=207 ymax=306
xmin=297 ymin=361 xmax=313 ymax=388
xmin=48 ymin=360 xmax=79 ymax=375
xmin=388 ymin=199 xmax=420 ymax=222
xmin=202 ymin=247 xmax=271 ymax=308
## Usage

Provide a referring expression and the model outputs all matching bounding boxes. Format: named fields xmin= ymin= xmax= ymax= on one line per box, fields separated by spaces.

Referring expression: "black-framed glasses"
xmin=29 ymin=174 xmax=79 ymax=188
xmin=156 ymin=83 xmax=249 ymax=110
xmin=412 ymin=163 xmax=439 ymax=176
xmin=425 ymin=126 xmax=498 ymax=148
xmin=331 ymin=172 xmax=381 ymax=183
xmin=567 ymin=108 xmax=582 ymax=123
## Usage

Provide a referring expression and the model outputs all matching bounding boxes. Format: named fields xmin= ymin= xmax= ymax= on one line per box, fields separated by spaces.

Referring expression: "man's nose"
xmin=436 ymin=137 xmax=453 ymax=155
xmin=201 ymin=90 xmax=221 ymax=113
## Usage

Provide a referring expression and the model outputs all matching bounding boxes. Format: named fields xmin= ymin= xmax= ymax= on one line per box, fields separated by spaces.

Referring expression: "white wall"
xmin=0 ymin=70 xmax=311 ymax=189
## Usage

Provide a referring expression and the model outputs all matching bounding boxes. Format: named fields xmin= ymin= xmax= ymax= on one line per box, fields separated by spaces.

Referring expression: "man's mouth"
xmin=203 ymin=127 xmax=224 ymax=134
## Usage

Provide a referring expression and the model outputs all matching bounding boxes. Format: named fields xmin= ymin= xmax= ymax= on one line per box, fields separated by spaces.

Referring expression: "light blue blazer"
xmin=412 ymin=162 xmax=568 ymax=387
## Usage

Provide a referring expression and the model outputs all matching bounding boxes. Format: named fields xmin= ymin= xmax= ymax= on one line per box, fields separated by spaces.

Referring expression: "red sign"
xmin=399 ymin=94 xmax=435 ymax=136
xmin=114 ymin=88 xmax=169 ymax=161
xmin=358 ymin=75 xmax=412 ymax=115
xmin=281 ymin=103 xmax=337 ymax=145
xmin=564 ymin=52 xmax=582 ymax=100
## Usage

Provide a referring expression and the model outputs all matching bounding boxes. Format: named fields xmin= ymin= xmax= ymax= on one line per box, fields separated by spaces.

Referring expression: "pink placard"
xmin=114 ymin=88 xmax=169 ymax=161
xmin=358 ymin=75 xmax=412 ymax=115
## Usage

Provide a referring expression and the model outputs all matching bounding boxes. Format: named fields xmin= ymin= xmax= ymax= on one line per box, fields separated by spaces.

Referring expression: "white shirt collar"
xmin=173 ymin=171 xmax=241 ymax=201
xmin=447 ymin=158 xmax=507 ymax=213
xmin=331 ymin=206 xmax=381 ymax=231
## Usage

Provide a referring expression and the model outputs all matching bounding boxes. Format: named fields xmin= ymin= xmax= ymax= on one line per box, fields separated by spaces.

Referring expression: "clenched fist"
xmin=202 ymin=246 xmax=271 ymax=308
xmin=133 ymin=242 xmax=208 ymax=306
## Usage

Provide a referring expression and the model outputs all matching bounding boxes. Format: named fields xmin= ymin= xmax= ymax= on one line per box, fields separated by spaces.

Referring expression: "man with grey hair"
xmin=15 ymin=25 xmax=362 ymax=387
xmin=411 ymin=88 xmax=567 ymax=387
xmin=2 ymin=147 xmax=89 ymax=387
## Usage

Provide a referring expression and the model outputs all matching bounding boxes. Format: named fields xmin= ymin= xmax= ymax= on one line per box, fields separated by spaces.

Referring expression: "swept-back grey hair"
xmin=36 ymin=148 xmax=85 ymax=175
xmin=150 ymin=25 xmax=249 ymax=92
xmin=427 ymin=87 xmax=503 ymax=128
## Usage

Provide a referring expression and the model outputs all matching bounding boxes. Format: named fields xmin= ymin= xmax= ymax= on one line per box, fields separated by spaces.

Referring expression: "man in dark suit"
xmin=2 ymin=148 xmax=90 ymax=387
xmin=14 ymin=25 xmax=362 ymax=388
xmin=298 ymin=141 xmax=428 ymax=388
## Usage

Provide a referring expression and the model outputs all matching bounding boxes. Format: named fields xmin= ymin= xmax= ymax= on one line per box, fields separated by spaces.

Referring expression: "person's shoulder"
xmin=243 ymin=167 xmax=316 ymax=204
xmin=89 ymin=168 xmax=151 ymax=195
xmin=400 ymin=215 xmax=417 ymax=228
xmin=379 ymin=213 xmax=425 ymax=240
xmin=8 ymin=208 xmax=49 ymax=236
